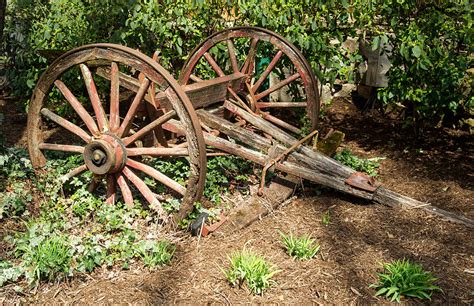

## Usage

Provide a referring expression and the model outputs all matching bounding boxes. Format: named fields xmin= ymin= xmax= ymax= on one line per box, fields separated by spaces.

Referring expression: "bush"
xmin=374 ymin=1 xmax=473 ymax=132
xmin=370 ymin=259 xmax=442 ymax=302
xmin=3 ymin=0 xmax=472 ymax=131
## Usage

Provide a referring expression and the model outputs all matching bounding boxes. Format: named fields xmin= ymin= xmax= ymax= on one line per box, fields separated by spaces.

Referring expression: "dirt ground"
xmin=1 ymin=97 xmax=473 ymax=304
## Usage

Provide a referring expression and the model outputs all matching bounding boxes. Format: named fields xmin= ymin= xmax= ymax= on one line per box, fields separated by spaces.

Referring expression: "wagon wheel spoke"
xmin=62 ymin=164 xmax=88 ymax=181
xmin=190 ymin=74 xmax=203 ymax=83
xmin=39 ymin=143 xmax=84 ymax=154
xmin=116 ymin=173 xmax=134 ymax=207
xmin=122 ymin=110 xmax=176 ymax=146
xmin=117 ymin=77 xmax=150 ymax=137
xmin=203 ymin=52 xmax=225 ymax=77
xmin=260 ymin=111 xmax=301 ymax=134
xmin=106 ymin=174 xmax=116 ymax=205
xmin=122 ymin=166 xmax=165 ymax=216
xmin=252 ymin=50 xmax=283 ymax=93
xmin=54 ymin=80 xmax=99 ymax=135
xmin=254 ymin=72 xmax=300 ymax=101
xmin=40 ymin=108 xmax=91 ymax=142
xmin=241 ymin=38 xmax=259 ymax=75
xmin=255 ymin=102 xmax=307 ymax=108
xmin=80 ymin=64 xmax=109 ymax=132
xmin=126 ymin=158 xmax=186 ymax=196
xmin=126 ymin=147 xmax=188 ymax=157
xmin=87 ymin=176 xmax=100 ymax=193
xmin=226 ymin=39 xmax=239 ymax=73
xmin=109 ymin=62 xmax=121 ymax=132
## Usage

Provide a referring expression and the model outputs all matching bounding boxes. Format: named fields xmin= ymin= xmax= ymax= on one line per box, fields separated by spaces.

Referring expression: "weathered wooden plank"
xmin=223 ymin=100 xmax=354 ymax=179
xmin=96 ymin=67 xmax=245 ymax=109
xmin=373 ymin=187 xmax=474 ymax=228
xmin=196 ymin=109 xmax=272 ymax=152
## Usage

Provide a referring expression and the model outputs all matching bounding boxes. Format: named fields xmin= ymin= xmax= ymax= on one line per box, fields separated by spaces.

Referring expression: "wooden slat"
xmin=96 ymin=67 xmax=246 ymax=110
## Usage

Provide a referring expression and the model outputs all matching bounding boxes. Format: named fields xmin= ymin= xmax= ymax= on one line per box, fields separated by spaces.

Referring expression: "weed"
xmin=370 ymin=259 xmax=442 ymax=302
xmin=223 ymin=248 xmax=280 ymax=295
xmin=137 ymin=240 xmax=175 ymax=268
xmin=0 ymin=261 xmax=24 ymax=286
xmin=0 ymin=182 xmax=32 ymax=219
xmin=322 ymin=210 xmax=330 ymax=226
xmin=333 ymin=149 xmax=384 ymax=177
xmin=279 ymin=231 xmax=320 ymax=260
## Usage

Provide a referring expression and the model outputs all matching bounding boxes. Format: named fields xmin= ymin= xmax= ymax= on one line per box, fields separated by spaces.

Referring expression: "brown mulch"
xmin=1 ymin=96 xmax=473 ymax=304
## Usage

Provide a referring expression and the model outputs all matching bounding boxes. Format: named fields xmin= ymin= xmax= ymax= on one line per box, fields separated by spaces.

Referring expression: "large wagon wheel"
xmin=179 ymin=26 xmax=320 ymax=134
xmin=27 ymin=44 xmax=206 ymax=220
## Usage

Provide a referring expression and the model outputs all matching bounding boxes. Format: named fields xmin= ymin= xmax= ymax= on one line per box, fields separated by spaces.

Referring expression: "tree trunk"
xmin=0 ymin=0 xmax=6 ymax=44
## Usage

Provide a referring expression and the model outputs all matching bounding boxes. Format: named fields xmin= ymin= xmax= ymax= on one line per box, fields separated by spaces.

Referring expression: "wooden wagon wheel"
xmin=27 ymin=44 xmax=206 ymax=220
xmin=179 ymin=26 xmax=320 ymax=134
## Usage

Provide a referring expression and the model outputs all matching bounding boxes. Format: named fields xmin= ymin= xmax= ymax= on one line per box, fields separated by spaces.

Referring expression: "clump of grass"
xmin=223 ymin=248 xmax=280 ymax=295
xmin=18 ymin=235 xmax=73 ymax=283
xmin=370 ymin=259 xmax=442 ymax=303
xmin=279 ymin=231 xmax=320 ymax=260
xmin=333 ymin=149 xmax=384 ymax=177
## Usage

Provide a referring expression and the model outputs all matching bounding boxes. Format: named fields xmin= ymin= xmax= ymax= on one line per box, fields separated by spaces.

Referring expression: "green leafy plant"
xmin=137 ymin=240 xmax=175 ymax=268
xmin=0 ymin=261 xmax=24 ymax=287
xmin=333 ymin=149 xmax=384 ymax=177
xmin=223 ymin=248 xmax=280 ymax=295
xmin=279 ymin=231 xmax=320 ymax=260
xmin=370 ymin=259 xmax=442 ymax=302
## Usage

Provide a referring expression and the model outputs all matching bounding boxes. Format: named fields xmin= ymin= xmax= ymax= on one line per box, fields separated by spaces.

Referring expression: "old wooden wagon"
xmin=27 ymin=27 xmax=473 ymax=227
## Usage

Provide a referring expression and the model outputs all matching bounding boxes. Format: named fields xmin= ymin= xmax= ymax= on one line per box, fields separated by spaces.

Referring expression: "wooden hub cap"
xmin=84 ymin=134 xmax=127 ymax=175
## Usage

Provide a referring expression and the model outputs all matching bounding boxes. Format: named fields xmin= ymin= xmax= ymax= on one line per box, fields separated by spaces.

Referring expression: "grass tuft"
xmin=223 ymin=248 xmax=280 ymax=295
xmin=279 ymin=231 xmax=320 ymax=260
xmin=370 ymin=259 xmax=442 ymax=302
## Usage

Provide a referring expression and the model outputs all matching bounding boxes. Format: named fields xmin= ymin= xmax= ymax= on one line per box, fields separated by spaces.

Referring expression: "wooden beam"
xmin=96 ymin=67 xmax=245 ymax=109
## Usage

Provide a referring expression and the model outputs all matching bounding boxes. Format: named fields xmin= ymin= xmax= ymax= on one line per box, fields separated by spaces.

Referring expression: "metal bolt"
xmin=92 ymin=149 xmax=107 ymax=166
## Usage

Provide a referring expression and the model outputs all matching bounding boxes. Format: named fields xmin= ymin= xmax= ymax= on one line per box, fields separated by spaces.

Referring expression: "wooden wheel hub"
xmin=84 ymin=134 xmax=127 ymax=175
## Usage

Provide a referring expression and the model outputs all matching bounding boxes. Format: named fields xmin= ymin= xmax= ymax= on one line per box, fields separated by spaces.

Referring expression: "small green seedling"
xmin=322 ymin=210 xmax=330 ymax=226
xmin=223 ymin=248 xmax=280 ymax=295
xmin=370 ymin=259 xmax=442 ymax=303
xmin=279 ymin=231 xmax=320 ymax=260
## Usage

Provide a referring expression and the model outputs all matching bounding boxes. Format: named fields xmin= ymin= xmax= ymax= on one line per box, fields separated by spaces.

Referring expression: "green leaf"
xmin=412 ymin=46 xmax=422 ymax=58
xmin=371 ymin=36 xmax=380 ymax=51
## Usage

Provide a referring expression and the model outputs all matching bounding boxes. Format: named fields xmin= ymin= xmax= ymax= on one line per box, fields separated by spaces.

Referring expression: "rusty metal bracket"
xmin=258 ymin=129 xmax=319 ymax=196
xmin=345 ymin=172 xmax=378 ymax=192
xmin=201 ymin=214 xmax=228 ymax=237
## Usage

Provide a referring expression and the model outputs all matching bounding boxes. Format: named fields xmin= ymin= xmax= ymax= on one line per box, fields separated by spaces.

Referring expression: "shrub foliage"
xmin=2 ymin=0 xmax=472 ymax=130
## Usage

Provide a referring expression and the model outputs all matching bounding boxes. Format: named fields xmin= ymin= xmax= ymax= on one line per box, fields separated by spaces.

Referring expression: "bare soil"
xmin=1 ymin=96 xmax=473 ymax=304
